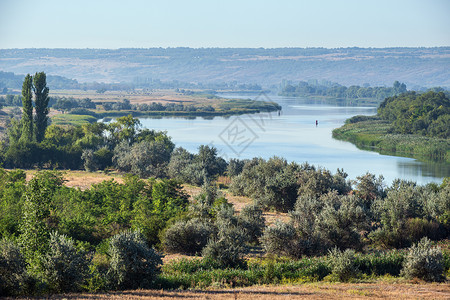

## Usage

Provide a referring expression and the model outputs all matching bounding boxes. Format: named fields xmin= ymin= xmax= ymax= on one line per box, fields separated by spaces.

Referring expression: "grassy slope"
xmin=332 ymin=120 xmax=450 ymax=163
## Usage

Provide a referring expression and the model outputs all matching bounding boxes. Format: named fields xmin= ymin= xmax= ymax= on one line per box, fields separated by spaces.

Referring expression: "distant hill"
xmin=0 ymin=48 xmax=449 ymax=88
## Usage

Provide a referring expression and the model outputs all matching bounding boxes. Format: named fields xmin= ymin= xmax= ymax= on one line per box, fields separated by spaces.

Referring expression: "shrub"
xmin=81 ymin=149 xmax=97 ymax=171
xmin=229 ymin=157 xmax=302 ymax=212
xmin=113 ymin=140 xmax=172 ymax=178
xmin=82 ymin=147 xmax=113 ymax=171
xmin=202 ymin=232 xmax=246 ymax=268
xmin=163 ymin=219 xmax=214 ymax=255
xmin=226 ymin=158 xmax=246 ymax=177
xmin=238 ymin=204 xmax=265 ymax=244
xmin=260 ymin=220 xmax=302 ymax=258
xmin=401 ymin=237 xmax=444 ymax=282
xmin=327 ymin=247 xmax=359 ymax=282
xmin=108 ymin=230 xmax=162 ymax=290
xmin=202 ymin=206 xmax=247 ymax=268
xmin=40 ymin=232 xmax=91 ymax=293
xmin=314 ymin=194 xmax=366 ymax=250
xmin=0 ymin=239 xmax=32 ymax=296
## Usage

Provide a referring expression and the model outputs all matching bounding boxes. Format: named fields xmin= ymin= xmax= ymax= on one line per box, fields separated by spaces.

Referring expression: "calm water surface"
xmin=138 ymin=94 xmax=449 ymax=185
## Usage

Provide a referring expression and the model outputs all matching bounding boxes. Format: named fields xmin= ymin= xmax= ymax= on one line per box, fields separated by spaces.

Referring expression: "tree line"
xmin=377 ymin=91 xmax=449 ymax=138
xmin=280 ymin=81 xmax=408 ymax=100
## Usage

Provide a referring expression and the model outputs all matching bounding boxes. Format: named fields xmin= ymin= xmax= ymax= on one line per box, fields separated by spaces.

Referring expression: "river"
xmin=138 ymin=93 xmax=449 ymax=185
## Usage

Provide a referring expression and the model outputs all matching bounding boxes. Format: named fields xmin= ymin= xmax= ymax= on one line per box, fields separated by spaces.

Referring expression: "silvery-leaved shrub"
xmin=327 ymin=247 xmax=359 ymax=282
xmin=201 ymin=227 xmax=247 ymax=268
xmin=40 ymin=232 xmax=90 ymax=293
xmin=202 ymin=205 xmax=247 ymax=268
xmin=401 ymin=237 xmax=444 ymax=282
xmin=0 ymin=239 xmax=33 ymax=296
xmin=238 ymin=204 xmax=265 ymax=244
xmin=163 ymin=218 xmax=214 ymax=255
xmin=260 ymin=220 xmax=297 ymax=257
xmin=108 ymin=230 xmax=162 ymax=290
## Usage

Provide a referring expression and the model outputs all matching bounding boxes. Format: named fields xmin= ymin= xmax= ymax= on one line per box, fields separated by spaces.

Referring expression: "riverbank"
xmin=332 ymin=119 xmax=450 ymax=163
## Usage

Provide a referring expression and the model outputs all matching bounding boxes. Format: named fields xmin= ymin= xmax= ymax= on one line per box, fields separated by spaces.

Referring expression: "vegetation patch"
xmin=333 ymin=91 xmax=450 ymax=162
xmin=51 ymin=114 xmax=98 ymax=126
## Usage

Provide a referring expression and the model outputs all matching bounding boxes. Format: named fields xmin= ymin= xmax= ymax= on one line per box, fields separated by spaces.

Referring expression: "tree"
xmin=196 ymin=145 xmax=227 ymax=178
xmin=19 ymin=178 xmax=51 ymax=261
xmin=20 ymin=74 xmax=33 ymax=142
xmin=33 ymin=72 xmax=50 ymax=142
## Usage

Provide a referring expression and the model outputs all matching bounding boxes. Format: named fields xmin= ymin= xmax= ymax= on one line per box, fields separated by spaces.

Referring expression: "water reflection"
xmin=397 ymin=160 xmax=450 ymax=180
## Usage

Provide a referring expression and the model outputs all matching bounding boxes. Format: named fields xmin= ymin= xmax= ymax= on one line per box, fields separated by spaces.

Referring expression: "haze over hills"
xmin=0 ymin=47 xmax=449 ymax=88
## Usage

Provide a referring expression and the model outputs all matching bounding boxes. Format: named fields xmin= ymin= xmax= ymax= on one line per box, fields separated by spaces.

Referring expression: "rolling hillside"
xmin=1 ymin=47 xmax=449 ymax=88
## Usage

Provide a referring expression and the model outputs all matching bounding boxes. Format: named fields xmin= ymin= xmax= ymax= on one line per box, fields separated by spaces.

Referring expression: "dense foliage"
xmin=333 ymin=91 xmax=450 ymax=162
xmin=230 ymin=159 xmax=449 ymax=255
xmin=378 ymin=91 xmax=450 ymax=138
xmin=401 ymin=237 xmax=444 ymax=282
xmin=280 ymin=81 xmax=407 ymax=100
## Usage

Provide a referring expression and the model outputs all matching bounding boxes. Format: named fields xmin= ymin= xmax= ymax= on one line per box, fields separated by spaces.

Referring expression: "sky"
xmin=0 ymin=0 xmax=449 ymax=49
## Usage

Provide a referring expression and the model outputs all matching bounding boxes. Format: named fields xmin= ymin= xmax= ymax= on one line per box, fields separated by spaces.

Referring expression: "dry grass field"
xmin=23 ymin=169 xmax=124 ymax=190
xmin=21 ymin=282 xmax=450 ymax=299
xmin=49 ymin=89 xmax=211 ymax=105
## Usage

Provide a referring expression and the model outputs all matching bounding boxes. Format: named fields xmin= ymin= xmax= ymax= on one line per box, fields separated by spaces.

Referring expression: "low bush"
xmin=327 ymin=248 xmax=360 ymax=282
xmin=260 ymin=221 xmax=301 ymax=258
xmin=201 ymin=204 xmax=248 ymax=268
xmin=238 ymin=204 xmax=265 ymax=244
xmin=401 ymin=237 xmax=444 ymax=282
xmin=202 ymin=228 xmax=247 ymax=268
xmin=163 ymin=219 xmax=214 ymax=255
xmin=40 ymin=232 xmax=91 ymax=293
xmin=0 ymin=239 xmax=33 ymax=296
xmin=108 ymin=230 xmax=163 ymax=290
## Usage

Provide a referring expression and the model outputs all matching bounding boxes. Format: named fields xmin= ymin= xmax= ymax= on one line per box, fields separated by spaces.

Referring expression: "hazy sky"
xmin=1 ymin=0 xmax=449 ymax=48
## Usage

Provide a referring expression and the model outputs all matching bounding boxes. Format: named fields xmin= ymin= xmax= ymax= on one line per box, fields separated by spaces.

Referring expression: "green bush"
xmin=202 ymin=206 xmax=247 ymax=268
xmin=327 ymin=248 xmax=360 ymax=282
xmin=163 ymin=219 xmax=214 ymax=255
xmin=355 ymin=250 xmax=404 ymax=276
xmin=260 ymin=220 xmax=302 ymax=258
xmin=108 ymin=230 xmax=163 ymax=290
xmin=0 ymin=239 xmax=33 ymax=296
xmin=314 ymin=194 xmax=366 ymax=251
xmin=401 ymin=237 xmax=444 ymax=282
xmin=238 ymin=204 xmax=265 ymax=244
xmin=40 ymin=232 xmax=90 ymax=293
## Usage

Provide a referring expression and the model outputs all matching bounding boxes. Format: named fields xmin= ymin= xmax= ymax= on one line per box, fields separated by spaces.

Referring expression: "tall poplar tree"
xmin=20 ymin=74 xmax=33 ymax=142
xmin=33 ymin=72 xmax=49 ymax=142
